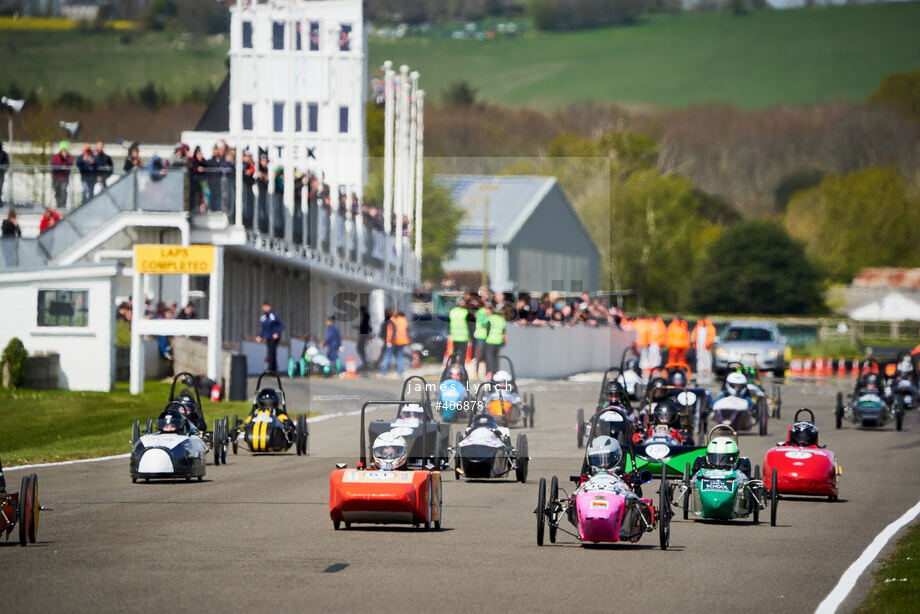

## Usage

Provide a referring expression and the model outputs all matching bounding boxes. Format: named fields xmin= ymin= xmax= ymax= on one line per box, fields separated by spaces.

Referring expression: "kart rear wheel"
xmin=576 ymin=408 xmax=585 ymax=448
xmin=835 ymin=393 xmax=843 ymax=429
xmin=333 ymin=520 xmax=341 ymax=530
xmin=221 ymin=417 xmax=229 ymax=464
xmin=454 ymin=431 xmax=462 ymax=480
xmin=758 ymin=401 xmax=768 ymax=436
xmin=529 ymin=393 xmax=536 ymax=428
xmin=771 ymin=467 xmax=779 ymax=527
xmin=536 ymin=477 xmax=546 ymax=546
xmin=18 ymin=474 xmax=32 ymax=546
xmin=131 ymin=419 xmax=140 ymax=445
xmin=515 ymin=434 xmax=529 ymax=483
xmin=232 ymin=415 xmax=240 ymax=454
xmin=896 ymin=405 xmax=904 ymax=432
xmin=659 ymin=465 xmax=671 ymax=550
xmin=774 ymin=384 xmax=782 ymax=420
xmin=213 ymin=419 xmax=223 ymax=465
xmin=295 ymin=414 xmax=305 ymax=456
xmin=549 ymin=476 xmax=559 ymax=543
xmin=682 ymin=464 xmax=690 ymax=520
xmin=145 ymin=418 xmax=153 ymax=435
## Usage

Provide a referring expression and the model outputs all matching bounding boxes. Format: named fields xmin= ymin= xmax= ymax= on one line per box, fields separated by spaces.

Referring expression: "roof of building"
xmin=436 ymin=175 xmax=556 ymax=245
xmin=852 ymin=267 xmax=920 ymax=290
xmin=194 ymin=72 xmax=230 ymax=132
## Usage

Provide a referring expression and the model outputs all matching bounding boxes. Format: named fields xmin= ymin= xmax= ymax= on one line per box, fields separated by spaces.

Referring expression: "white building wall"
xmin=228 ymin=0 xmax=367 ymax=197
xmin=0 ymin=266 xmax=116 ymax=391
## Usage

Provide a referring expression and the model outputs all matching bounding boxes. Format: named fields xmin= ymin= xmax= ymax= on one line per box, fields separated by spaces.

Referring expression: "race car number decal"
xmin=591 ymin=500 xmax=609 ymax=509
xmin=645 ymin=443 xmax=671 ymax=460
xmin=342 ymin=470 xmax=411 ymax=482
xmin=701 ymin=478 xmax=731 ymax=492
xmin=390 ymin=427 xmax=414 ymax=437
xmin=253 ymin=413 xmax=272 ymax=422
xmin=676 ymin=391 xmax=697 ymax=406
xmin=784 ymin=450 xmax=813 ymax=460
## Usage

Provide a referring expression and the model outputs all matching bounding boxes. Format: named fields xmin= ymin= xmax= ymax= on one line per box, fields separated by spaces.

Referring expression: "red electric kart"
xmin=763 ymin=409 xmax=840 ymax=501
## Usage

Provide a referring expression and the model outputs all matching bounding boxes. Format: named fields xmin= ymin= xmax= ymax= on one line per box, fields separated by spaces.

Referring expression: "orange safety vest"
xmin=649 ymin=318 xmax=666 ymax=346
xmin=634 ymin=318 xmax=650 ymax=347
xmin=390 ymin=315 xmax=409 ymax=345
xmin=692 ymin=319 xmax=717 ymax=350
xmin=667 ymin=319 xmax=690 ymax=349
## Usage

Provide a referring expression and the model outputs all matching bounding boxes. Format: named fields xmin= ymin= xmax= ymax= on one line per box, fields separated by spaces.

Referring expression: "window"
xmin=242 ymin=103 xmax=253 ymax=131
xmin=309 ymin=21 xmax=319 ymax=51
xmin=339 ymin=24 xmax=352 ymax=51
xmin=273 ymin=102 xmax=284 ymax=132
xmin=295 ymin=102 xmax=302 ymax=132
xmin=272 ymin=21 xmax=285 ymax=50
xmin=307 ymin=103 xmax=318 ymax=132
xmin=242 ymin=21 xmax=253 ymax=49
xmin=37 ymin=289 xmax=88 ymax=327
xmin=339 ymin=106 xmax=349 ymax=133
xmin=295 ymin=22 xmax=302 ymax=50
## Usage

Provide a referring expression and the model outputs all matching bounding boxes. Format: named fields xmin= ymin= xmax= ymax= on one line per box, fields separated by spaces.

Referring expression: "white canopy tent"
xmin=849 ymin=291 xmax=920 ymax=322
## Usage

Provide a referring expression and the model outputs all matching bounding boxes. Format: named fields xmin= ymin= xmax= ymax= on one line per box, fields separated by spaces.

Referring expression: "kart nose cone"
xmin=138 ymin=448 xmax=174 ymax=474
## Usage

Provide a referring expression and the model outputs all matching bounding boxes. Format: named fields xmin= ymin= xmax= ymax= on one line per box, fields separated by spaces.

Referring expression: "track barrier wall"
xmin=503 ymin=325 xmax=636 ymax=380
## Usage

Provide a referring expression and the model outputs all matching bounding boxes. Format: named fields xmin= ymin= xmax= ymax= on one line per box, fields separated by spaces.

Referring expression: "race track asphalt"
xmin=2 ymin=375 xmax=919 ymax=614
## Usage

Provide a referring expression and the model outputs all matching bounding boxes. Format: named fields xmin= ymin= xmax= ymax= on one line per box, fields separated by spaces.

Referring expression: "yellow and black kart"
xmin=230 ymin=371 xmax=309 ymax=455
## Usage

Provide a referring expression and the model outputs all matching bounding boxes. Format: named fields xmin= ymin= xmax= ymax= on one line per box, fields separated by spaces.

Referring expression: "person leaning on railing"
xmin=1 ymin=208 xmax=21 ymax=238
xmin=93 ymin=141 xmax=113 ymax=195
xmin=0 ymin=142 xmax=9 ymax=207
xmin=51 ymin=141 xmax=73 ymax=209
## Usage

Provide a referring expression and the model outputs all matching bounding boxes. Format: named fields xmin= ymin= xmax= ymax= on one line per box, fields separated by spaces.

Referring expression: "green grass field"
xmin=373 ymin=4 xmax=920 ymax=109
xmin=0 ymin=382 xmax=258 ymax=466
xmin=1 ymin=5 xmax=919 ymax=109
xmin=856 ymin=520 xmax=920 ymax=613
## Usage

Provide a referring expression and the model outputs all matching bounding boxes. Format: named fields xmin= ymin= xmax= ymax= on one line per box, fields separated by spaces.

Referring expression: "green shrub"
xmin=1 ymin=338 xmax=29 ymax=389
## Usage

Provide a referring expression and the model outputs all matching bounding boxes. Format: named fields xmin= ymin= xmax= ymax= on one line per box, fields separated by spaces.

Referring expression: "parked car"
xmin=714 ymin=321 xmax=787 ymax=377
xmin=411 ymin=313 xmax=449 ymax=359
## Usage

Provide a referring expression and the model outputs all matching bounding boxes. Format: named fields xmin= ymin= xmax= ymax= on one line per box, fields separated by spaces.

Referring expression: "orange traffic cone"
xmin=814 ymin=357 xmax=824 ymax=378
xmin=790 ymin=356 xmax=802 ymax=377
xmin=851 ymin=358 xmax=860 ymax=378
xmin=803 ymin=356 xmax=814 ymax=377
xmin=836 ymin=358 xmax=847 ymax=378
xmin=344 ymin=357 xmax=357 ymax=378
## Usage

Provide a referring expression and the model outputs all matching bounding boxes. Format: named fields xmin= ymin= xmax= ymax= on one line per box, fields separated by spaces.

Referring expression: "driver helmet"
xmin=668 ymin=369 xmax=687 ymax=387
xmin=789 ymin=421 xmax=819 ymax=446
xmin=706 ymin=436 xmax=739 ymax=469
xmin=473 ymin=414 xmax=498 ymax=430
xmin=399 ymin=403 xmax=425 ymax=421
xmin=625 ymin=358 xmax=639 ymax=372
xmin=372 ymin=431 xmax=407 ymax=471
xmin=606 ymin=380 xmax=626 ymax=404
xmin=157 ymin=408 xmax=187 ymax=434
xmin=647 ymin=377 xmax=669 ymax=403
xmin=653 ymin=400 xmax=678 ymax=426
xmin=861 ymin=373 xmax=880 ymax=391
xmin=257 ymin=388 xmax=280 ymax=412
xmin=586 ymin=435 xmax=622 ymax=474
xmin=726 ymin=372 xmax=748 ymax=397
xmin=897 ymin=358 xmax=912 ymax=375
xmin=450 ymin=364 xmax=463 ymax=381
xmin=174 ymin=393 xmax=197 ymax=417
xmin=493 ymin=370 xmax=512 ymax=390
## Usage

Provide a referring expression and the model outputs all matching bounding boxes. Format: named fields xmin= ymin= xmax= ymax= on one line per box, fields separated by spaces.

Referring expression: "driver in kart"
xmin=372 ymin=431 xmax=408 ymax=470
xmin=667 ymin=369 xmax=688 ymax=389
xmin=578 ymin=437 xmax=638 ymax=500
xmin=468 ymin=413 xmax=512 ymax=448
xmin=398 ymin=403 xmax=426 ymax=422
xmin=604 ymin=380 xmax=631 ymax=410
xmin=157 ymin=408 xmax=188 ymax=435
xmin=491 ymin=370 xmax=514 ymax=393
xmin=255 ymin=388 xmax=283 ymax=416
xmin=449 ymin=364 xmax=464 ymax=381
xmin=856 ymin=373 xmax=882 ymax=397
xmin=719 ymin=372 xmax=754 ymax=403
xmin=174 ymin=392 xmax=207 ymax=433
xmin=634 ymin=399 xmax=684 ymax=445
xmin=784 ymin=419 xmax=820 ymax=447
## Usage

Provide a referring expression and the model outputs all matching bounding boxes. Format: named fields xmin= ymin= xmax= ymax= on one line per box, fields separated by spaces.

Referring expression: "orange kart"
xmin=329 ymin=400 xmax=442 ymax=530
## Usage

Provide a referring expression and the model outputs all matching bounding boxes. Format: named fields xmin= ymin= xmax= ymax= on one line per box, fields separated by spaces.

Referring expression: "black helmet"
xmin=257 ymin=388 xmax=280 ymax=411
xmin=175 ymin=393 xmax=197 ymax=414
xmin=474 ymin=414 xmax=497 ymax=430
xmin=624 ymin=358 xmax=639 ymax=371
xmin=862 ymin=374 xmax=880 ymax=391
xmin=668 ymin=370 xmax=687 ymax=387
xmin=789 ymin=421 xmax=818 ymax=446
xmin=653 ymin=400 xmax=678 ymax=426
xmin=157 ymin=408 xmax=187 ymax=434
xmin=606 ymin=380 xmax=626 ymax=403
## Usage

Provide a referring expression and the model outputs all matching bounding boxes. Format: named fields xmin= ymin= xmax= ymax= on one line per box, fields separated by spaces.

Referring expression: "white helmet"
xmin=726 ymin=372 xmax=747 ymax=397
xmin=399 ymin=403 xmax=425 ymax=421
xmin=586 ymin=435 xmax=621 ymax=474
xmin=493 ymin=370 xmax=512 ymax=389
xmin=372 ymin=431 xmax=407 ymax=471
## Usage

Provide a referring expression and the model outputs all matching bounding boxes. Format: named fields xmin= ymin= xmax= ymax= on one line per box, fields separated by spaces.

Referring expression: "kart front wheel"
xmin=896 ymin=406 xmax=904 ymax=432
xmin=231 ymin=415 xmax=240 ymax=454
xmin=213 ymin=419 xmax=223 ymax=465
xmin=221 ymin=417 xmax=229 ymax=464
xmin=18 ymin=474 xmax=32 ymax=546
xmin=753 ymin=465 xmax=761 ymax=524
xmin=536 ymin=477 xmax=546 ymax=546
xmin=145 ymin=418 xmax=153 ymax=435
xmin=771 ymin=467 xmax=779 ymax=527
xmin=515 ymin=434 xmax=529 ymax=483
xmin=576 ymin=408 xmax=585 ymax=448
xmin=131 ymin=419 xmax=140 ymax=445
xmin=835 ymin=393 xmax=843 ymax=429
xmin=549 ymin=476 xmax=559 ymax=544
xmin=682 ymin=464 xmax=690 ymax=520
xmin=454 ymin=431 xmax=463 ymax=480
xmin=659 ymin=465 xmax=671 ymax=550
xmin=296 ymin=414 xmax=305 ymax=456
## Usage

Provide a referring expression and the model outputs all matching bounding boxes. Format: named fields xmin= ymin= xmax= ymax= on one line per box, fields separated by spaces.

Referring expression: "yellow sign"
xmin=134 ymin=244 xmax=215 ymax=275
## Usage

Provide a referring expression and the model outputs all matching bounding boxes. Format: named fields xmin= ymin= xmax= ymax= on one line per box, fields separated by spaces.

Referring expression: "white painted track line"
xmin=815 ymin=498 xmax=920 ymax=614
